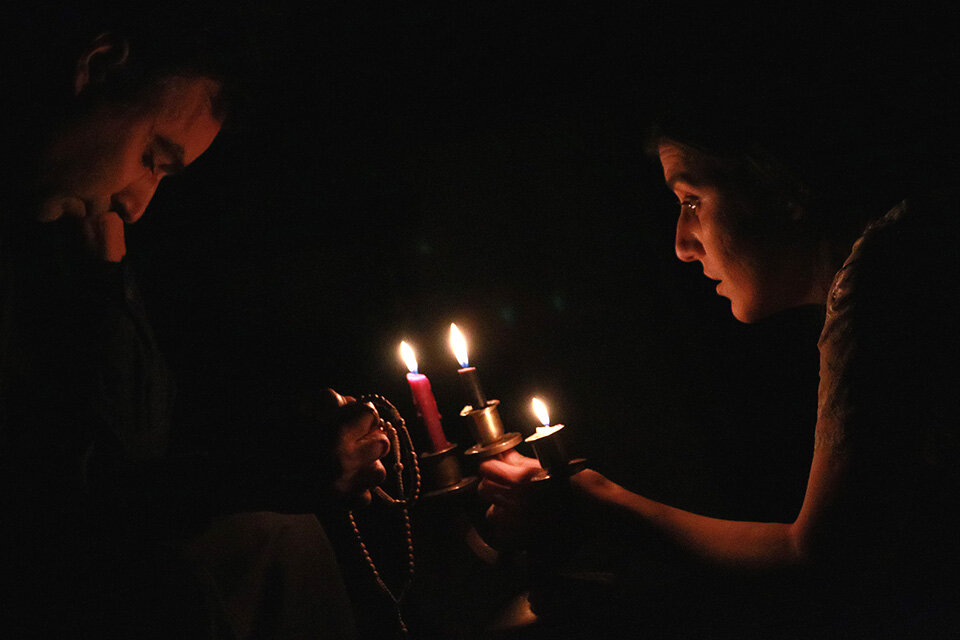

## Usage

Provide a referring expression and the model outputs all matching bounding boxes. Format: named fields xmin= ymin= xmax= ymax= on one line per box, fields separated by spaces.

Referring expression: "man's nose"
xmin=118 ymin=174 xmax=161 ymax=222
xmin=675 ymin=211 xmax=704 ymax=262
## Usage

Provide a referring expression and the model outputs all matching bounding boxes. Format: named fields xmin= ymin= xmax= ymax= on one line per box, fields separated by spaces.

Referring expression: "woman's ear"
xmin=73 ymin=32 xmax=130 ymax=96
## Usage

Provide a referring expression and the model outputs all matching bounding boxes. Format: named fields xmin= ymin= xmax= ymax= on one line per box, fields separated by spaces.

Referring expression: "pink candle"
xmin=400 ymin=341 xmax=451 ymax=451
xmin=406 ymin=373 xmax=450 ymax=451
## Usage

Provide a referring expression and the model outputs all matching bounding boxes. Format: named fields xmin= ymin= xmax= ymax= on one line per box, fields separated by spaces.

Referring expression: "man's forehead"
xmin=155 ymin=76 xmax=220 ymax=123
xmin=152 ymin=76 xmax=222 ymax=165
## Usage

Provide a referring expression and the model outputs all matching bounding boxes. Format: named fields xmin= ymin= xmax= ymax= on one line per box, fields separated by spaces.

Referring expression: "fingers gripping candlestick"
xmin=449 ymin=324 xmax=522 ymax=458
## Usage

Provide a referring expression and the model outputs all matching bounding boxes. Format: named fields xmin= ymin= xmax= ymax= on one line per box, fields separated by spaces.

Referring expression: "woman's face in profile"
xmin=658 ymin=142 xmax=819 ymax=322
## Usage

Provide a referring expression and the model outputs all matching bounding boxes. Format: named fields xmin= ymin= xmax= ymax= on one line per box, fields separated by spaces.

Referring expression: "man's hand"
xmin=478 ymin=449 xmax=544 ymax=543
xmin=79 ymin=210 xmax=126 ymax=263
xmin=315 ymin=389 xmax=392 ymax=508
xmin=39 ymin=195 xmax=127 ymax=262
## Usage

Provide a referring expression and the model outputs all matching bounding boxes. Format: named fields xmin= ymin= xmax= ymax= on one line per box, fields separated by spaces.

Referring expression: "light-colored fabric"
xmin=811 ymin=194 xmax=960 ymax=633
xmin=815 ymin=200 xmax=907 ymax=453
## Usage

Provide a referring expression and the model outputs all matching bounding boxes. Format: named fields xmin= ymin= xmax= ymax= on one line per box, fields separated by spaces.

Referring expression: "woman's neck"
xmin=804 ymin=236 xmax=852 ymax=307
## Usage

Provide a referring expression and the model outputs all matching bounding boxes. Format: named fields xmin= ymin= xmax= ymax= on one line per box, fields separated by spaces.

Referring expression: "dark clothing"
xmin=1 ymin=216 xmax=355 ymax=638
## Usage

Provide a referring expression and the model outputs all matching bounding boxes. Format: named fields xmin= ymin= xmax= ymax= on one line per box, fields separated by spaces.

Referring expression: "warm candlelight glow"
xmin=529 ymin=397 xmax=563 ymax=439
xmin=531 ymin=397 xmax=550 ymax=426
xmin=400 ymin=340 xmax=418 ymax=374
xmin=450 ymin=323 xmax=469 ymax=367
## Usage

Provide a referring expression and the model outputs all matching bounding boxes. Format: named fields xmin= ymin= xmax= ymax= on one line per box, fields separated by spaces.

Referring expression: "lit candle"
xmin=449 ymin=323 xmax=489 ymax=410
xmin=400 ymin=341 xmax=451 ymax=452
xmin=526 ymin=397 xmax=568 ymax=475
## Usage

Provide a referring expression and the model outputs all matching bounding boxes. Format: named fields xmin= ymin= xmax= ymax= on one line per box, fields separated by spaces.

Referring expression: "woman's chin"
xmin=730 ymin=298 xmax=760 ymax=323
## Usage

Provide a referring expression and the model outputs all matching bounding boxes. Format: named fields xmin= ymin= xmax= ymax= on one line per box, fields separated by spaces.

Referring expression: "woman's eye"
xmin=141 ymin=151 xmax=155 ymax=172
xmin=680 ymin=198 xmax=699 ymax=214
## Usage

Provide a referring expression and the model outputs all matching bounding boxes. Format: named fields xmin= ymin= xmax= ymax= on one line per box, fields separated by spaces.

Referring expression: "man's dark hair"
xmin=76 ymin=7 xmax=254 ymax=123
xmin=1 ymin=3 xmax=257 ymax=211
xmin=6 ymin=3 xmax=256 ymax=133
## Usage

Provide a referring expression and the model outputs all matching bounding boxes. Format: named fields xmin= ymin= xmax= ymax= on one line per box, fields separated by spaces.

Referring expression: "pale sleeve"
xmin=814 ymin=252 xmax=860 ymax=453
xmin=814 ymin=201 xmax=916 ymax=457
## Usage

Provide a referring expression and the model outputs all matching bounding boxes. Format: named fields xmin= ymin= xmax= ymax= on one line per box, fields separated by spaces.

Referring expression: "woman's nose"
xmin=675 ymin=212 xmax=704 ymax=262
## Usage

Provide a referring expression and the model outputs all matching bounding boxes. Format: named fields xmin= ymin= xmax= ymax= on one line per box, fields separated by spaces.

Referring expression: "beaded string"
xmin=351 ymin=394 xmax=421 ymax=637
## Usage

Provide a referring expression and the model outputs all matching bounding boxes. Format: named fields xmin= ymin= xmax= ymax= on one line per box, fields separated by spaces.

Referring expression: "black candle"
xmin=457 ymin=366 xmax=488 ymax=410
xmin=450 ymin=323 xmax=489 ymax=410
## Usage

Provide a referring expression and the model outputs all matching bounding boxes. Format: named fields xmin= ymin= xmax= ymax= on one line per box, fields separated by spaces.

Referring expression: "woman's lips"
xmin=702 ymin=270 xmax=722 ymax=293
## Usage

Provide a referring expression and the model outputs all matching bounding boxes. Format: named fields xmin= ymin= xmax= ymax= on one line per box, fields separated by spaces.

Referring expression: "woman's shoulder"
xmin=828 ymin=192 xmax=955 ymax=308
xmin=817 ymin=191 xmax=960 ymax=453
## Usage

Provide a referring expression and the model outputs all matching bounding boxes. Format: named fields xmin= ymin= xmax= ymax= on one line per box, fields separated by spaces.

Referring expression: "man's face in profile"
xmin=36 ymin=76 xmax=222 ymax=225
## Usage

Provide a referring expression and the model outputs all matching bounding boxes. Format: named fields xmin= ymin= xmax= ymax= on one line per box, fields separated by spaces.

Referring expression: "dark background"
xmin=139 ymin=1 xmax=839 ymax=515
xmin=12 ymin=1 xmax=955 ymax=636
xmin=131 ymin=0 xmax=953 ymax=516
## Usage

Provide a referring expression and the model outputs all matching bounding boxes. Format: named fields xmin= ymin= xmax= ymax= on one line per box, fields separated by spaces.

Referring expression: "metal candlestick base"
xmin=419 ymin=443 xmax=478 ymax=499
xmin=461 ymin=399 xmax=523 ymax=459
xmin=529 ymin=457 xmax=588 ymax=483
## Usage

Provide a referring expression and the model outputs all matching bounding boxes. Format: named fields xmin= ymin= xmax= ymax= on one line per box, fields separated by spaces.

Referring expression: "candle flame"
xmin=531 ymin=397 xmax=550 ymax=426
xmin=450 ymin=323 xmax=469 ymax=367
xmin=399 ymin=341 xmax=418 ymax=374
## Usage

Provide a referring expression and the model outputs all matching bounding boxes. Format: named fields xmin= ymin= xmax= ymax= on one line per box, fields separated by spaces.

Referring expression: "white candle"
xmin=528 ymin=397 xmax=564 ymax=439
xmin=526 ymin=397 xmax=568 ymax=474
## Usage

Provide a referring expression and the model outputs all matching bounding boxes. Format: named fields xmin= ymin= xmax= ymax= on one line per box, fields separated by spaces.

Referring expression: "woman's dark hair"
xmin=645 ymin=66 xmax=939 ymax=251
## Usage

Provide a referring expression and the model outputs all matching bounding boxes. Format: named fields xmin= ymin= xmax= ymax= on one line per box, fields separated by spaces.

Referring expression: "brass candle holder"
xmin=461 ymin=399 xmax=523 ymax=458
xmin=448 ymin=324 xmax=521 ymax=458
xmin=419 ymin=442 xmax=477 ymax=499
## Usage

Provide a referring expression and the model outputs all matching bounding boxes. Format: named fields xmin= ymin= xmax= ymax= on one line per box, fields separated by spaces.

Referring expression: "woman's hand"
xmin=478 ymin=449 xmax=545 ymax=543
xmin=479 ymin=450 xmax=623 ymax=545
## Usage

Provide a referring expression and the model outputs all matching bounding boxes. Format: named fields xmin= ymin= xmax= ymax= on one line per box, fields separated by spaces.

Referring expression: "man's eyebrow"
xmin=666 ymin=172 xmax=701 ymax=189
xmin=154 ymin=135 xmax=186 ymax=175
